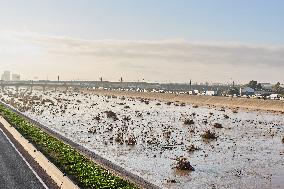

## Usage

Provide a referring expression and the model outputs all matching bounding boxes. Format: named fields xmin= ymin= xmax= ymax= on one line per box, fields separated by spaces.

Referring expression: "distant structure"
xmin=240 ymin=87 xmax=255 ymax=96
xmin=12 ymin=74 xmax=21 ymax=81
xmin=260 ymin=83 xmax=273 ymax=90
xmin=1 ymin=71 xmax=11 ymax=81
xmin=58 ymin=75 xmax=60 ymax=83
xmin=120 ymin=77 xmax=123 ymax=82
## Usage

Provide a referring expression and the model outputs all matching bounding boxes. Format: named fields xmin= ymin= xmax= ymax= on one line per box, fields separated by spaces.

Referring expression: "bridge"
xmin=0 ymin=81 xmax=82 ymax=92
xmin=0 ymin=80 xmax=230 ymax=93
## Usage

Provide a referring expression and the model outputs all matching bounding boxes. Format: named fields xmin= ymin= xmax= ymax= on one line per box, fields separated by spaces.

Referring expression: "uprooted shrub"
xmin=122 ymin=116 xmax=131 ymax=122
xmin=94 ymin=115 xmax=100 ymax=121
xmin=232 ymin=109 xmax=238 ymax=113
xmin=104 ymin=111 xmax=118 ymax=121
xmin=184 ymin=119 xmax=194 ymax=125
xmin=223 ymin=114 xmax=229 ymax=119
xmin=115 ymin=131 xmax=124 ymax=144
xmin=126 ymin=134 xmax=137 ymax=146
xmin=174 ymin=156 xmax=195 ymax=171
xmin=201 ymin=130 xmax=218 ymax=139
xmin=186 ymin=144 xmax=200 ymax=152
xmin=213 ymin=123 xmax=223 ymax=128
xmin=88 ymin=126 xmax=97 ymax=134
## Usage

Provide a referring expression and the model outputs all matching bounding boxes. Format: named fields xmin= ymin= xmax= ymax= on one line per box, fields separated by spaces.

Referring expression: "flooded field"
xmin=1 ymin=88 xmax=284 ymax=189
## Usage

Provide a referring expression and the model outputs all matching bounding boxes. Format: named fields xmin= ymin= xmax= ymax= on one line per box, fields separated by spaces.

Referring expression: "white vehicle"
xmin=188 ymin=91 xmax=194 ymax=95
xmin=270 ymin=94 xmax=279 ymax=100
xmin=205 ymin=91 xmax=217 ymax=96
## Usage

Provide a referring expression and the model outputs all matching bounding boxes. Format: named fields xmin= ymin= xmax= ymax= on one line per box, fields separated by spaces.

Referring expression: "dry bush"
xmin=219 ymin=107 xmax=225 ymax=112
xmin=115 ymin=132 xmax=124 ymax=144
xmin=174 ymin=157 xmax=195 ymax=171
xmin=94 ymin=115 xmax=100 ymax=121
xmin=201 ymin=130 xmax=218 ymax=139
xmin=104 ymin=111 xmax=118 ymax=121
xmin=187 ymin=144 xmax=200 ymax=152
xmin=88 ymin=127 xmax=96 ymax=134
xmin=224 ymin=114 xmax=229 ymax=119
xmin=126 ymin=134 xmax=137 ymax=145
xmin=122 ymin=116 xmax=131 ymax=121
xmin=213 ymin=123 xmax=223 ymax=128
xmin=184 ymin=119 xmax=194 ymax=125
xmin=163 ymin=130 xmax=171 ymax=139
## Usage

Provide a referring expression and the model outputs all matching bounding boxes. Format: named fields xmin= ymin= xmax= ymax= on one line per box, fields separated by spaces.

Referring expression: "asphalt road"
xmin=0 ymin=128 xmax=47 ymax=189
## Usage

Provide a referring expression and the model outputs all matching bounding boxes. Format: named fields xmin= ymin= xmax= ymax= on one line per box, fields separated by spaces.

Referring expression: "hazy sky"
xmin=0 ymin=0 xmax=284 ymax=83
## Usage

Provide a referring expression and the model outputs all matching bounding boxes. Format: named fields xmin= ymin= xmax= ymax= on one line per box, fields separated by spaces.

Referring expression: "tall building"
xmin=1 ymin=71 xmax=11 ymax=81
xmin=12 ymin=74 xmax=21 ymax=81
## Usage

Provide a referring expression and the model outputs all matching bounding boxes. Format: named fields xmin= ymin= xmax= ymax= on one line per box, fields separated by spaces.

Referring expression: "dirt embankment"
xmin=88 ymin=89 xmax=284 ymax=113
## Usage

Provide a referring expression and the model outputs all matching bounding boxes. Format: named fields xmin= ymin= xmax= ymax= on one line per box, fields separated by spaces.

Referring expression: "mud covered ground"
xmin=0 ymin=88 xmax=283 ymax=189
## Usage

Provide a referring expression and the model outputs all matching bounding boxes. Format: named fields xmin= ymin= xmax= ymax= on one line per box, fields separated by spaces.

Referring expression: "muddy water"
xmin=0 ymin=88 xmax=283 ymax=189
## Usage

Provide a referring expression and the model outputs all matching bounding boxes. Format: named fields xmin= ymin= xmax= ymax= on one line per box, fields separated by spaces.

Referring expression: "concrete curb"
xmin=0 ymin=116 xmax=79 ymax=189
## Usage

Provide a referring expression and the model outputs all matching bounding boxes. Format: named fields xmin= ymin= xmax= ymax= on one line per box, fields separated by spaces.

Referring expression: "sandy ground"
xmin=88 ymin=89 xmax=284 ymax=113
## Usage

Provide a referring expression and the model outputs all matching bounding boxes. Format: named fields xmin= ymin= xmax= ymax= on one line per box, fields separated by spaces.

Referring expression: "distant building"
xmin=1 ymin=71 xmax=11 ymax=81
xmin=254 ymin=90 xmax=272 ymax=97
xmin=260 ymin=83 xmax=273 ymax=90
xmin=12 ymin=74 xmax=21 ymax=81
xmin=240 ymin=87 xmax=255 ymax=96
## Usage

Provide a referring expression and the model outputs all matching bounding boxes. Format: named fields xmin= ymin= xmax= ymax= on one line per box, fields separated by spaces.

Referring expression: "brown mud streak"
xmin=88 ymin=89 xmax=284 ymax=113
xmin=0 ymin=101 xmax=160 ymax=189
xmin=0 ymin=122 xmax=59 ymax=189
